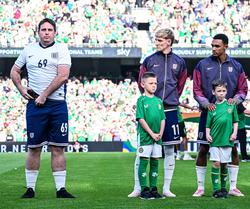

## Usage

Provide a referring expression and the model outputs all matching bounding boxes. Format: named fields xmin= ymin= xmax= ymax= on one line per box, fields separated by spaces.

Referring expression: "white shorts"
xmin=137 ymin=143 xmax=162 ymax=158
xmin=209 ymin=147 xmax=232 ymax=163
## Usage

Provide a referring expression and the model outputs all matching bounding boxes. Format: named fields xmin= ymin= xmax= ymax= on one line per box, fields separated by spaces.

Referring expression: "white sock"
xmin=163 ymin=145 xmax=175 ymax=192
xmin=134 ymin=155 xmax=141 ymax=191
xmin=184 ymin=151 xmax=188 ymax=155
xmin=25 ymin=169 xmax=39 ymax=191
xmin=53 ymin=170 xmax=66 ymax=191
xmin=228 ymin=164 xmax=238 ymax=190
xmin=196 ymin=166 xmax=206 ymax=190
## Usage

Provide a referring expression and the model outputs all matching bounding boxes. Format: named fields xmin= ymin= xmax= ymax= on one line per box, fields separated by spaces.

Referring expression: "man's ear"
xmin=212 ymin=90 xmax=215 ymax=95
xmin=167 ymin=39 xmax=172 ymax=46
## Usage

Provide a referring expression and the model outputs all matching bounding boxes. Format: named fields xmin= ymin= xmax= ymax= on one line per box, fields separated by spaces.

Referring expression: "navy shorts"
xmin=162 ymin=109 xmax=180 ymax=145
xmin=26 ymin=99 xmax=69 ymax=148
xmin=197 ymin=110 xmax=209 ymax=144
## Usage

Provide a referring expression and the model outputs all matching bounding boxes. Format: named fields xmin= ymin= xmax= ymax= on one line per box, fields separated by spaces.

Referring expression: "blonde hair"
xmin=155 ymin=28 xmax=175 ymax=46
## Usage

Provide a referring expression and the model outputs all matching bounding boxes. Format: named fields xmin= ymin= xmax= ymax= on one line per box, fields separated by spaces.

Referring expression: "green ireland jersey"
xmin=238 ymin=113 xmax=246 ymax=130
xmin=206 ymin=100 xmax=239 ymax=147
xmin=136 ymin=95 xmax=166 ymax=146
xmin=177 ymin=106 xmax=183 ymax=123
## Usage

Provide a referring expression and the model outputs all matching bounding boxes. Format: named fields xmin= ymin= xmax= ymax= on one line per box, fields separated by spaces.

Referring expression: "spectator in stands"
xmin=0 ymin=0 xmax=250 ymax=48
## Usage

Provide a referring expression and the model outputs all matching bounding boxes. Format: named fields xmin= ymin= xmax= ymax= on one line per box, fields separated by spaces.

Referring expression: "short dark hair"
xmin=141 ymin=72 xmax=157 ymax=81
xmin=213 ymin=34 xmax=228 ymax=45
xmin=212 ymin=79 xmax=227 ymax=90
xmin=38 ymin=18 xmax=56 ymax=32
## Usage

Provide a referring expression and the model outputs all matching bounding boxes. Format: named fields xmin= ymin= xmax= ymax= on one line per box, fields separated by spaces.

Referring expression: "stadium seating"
xmin=0 ymin=0 xmax=249 ymax=48
xmin=0 ymin=77 xmax=139 ymax=142
xmin=1 ymin=76 xmax=250 ymax=142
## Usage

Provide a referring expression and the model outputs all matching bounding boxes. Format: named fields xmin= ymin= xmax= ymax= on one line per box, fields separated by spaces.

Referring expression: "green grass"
xmin=0 ymin=152 xmax=250 ymax=209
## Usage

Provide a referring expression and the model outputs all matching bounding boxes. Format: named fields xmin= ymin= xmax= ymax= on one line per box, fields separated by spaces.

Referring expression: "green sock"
xmin=138 ymin=157 xmax=148 ymax=190
xmin=221 ymin=164 xmax=228 ymax=189
xmin=149 ymin=158 xmax=159 ymax=189
xmin=211 ymin=167 xmax=220 ymax=192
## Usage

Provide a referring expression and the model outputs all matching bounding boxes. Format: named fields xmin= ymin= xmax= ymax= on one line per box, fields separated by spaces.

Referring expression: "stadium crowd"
xmin=0 ymin=0 xmax=249 ymax=48
xmin=0 ymin=77 xmax=140 ymax=142
xmin=1 ymin=76 xmax=250 ymax=142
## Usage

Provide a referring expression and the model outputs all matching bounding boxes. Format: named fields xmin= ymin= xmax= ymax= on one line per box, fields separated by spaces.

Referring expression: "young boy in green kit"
xmin=136 ymin=72 xmax=165 ymax=199
xmin=206 ymin=80 xmax=239 ymax=198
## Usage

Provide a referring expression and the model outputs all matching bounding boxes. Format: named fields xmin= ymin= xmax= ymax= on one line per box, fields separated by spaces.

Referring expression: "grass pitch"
xmin=0 ymin=152 xmax=249 ymax=209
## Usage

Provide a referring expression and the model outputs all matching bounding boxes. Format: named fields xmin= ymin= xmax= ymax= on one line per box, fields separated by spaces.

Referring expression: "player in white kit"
xmin=10 ymin=18 xmax=75 ymax=198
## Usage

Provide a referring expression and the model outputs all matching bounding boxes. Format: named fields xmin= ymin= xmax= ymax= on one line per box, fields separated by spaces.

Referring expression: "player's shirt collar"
xmin=215 ymin=99 xmax=227 ymax=104
xmin=39 ymin=41 xmax=55 ymax=49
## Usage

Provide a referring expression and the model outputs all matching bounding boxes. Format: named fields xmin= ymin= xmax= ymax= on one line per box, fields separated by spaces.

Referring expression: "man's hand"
xmin=35 ymin=94 xmax=47 ymax=106
xmin=227 ymin=98 xmax=235 ymax=105
xmin=21 ymin=87 xmax=34 ymax=100
xmin=207 ymin=103 xmax=216 ymax=111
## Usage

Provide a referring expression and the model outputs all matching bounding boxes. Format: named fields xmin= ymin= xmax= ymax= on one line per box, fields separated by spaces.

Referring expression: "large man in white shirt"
xmin=10 ymin=18 xmax=75 ymax=198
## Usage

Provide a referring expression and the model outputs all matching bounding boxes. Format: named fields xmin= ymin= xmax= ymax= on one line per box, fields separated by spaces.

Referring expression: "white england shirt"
xmin=15 ymin=42 xmax=71 ymax=100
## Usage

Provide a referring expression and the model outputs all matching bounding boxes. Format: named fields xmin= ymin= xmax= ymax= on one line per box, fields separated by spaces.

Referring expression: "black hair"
xmin=212 ymin=79 xmax=227 ymax=90
xmin=213 ymin=34 xmax=229 ymax=45
xmin=38 ymin=18 xmax=56 ymax=32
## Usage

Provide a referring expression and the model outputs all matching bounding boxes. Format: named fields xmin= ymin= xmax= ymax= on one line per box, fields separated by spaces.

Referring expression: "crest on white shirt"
xmin=51 ymin=52 xmax=58 ymax=59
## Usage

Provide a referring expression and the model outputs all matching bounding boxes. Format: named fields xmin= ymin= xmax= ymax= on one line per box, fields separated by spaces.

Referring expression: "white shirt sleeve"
xmin=58 ymin=44 xmax=71 ymax=67
xmin=14 ymin=46 xmax=28 ymax=68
